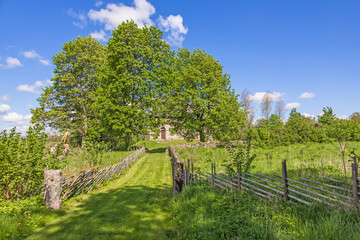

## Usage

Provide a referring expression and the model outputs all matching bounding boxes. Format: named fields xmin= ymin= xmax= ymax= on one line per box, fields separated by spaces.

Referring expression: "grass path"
xmin=28 ymin=144 xmax=175 ymax=240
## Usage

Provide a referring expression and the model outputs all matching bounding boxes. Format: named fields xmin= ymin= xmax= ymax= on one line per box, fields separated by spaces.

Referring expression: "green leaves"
xmin=31 ymin=36 xmax=105 ymax=147
xmin=0 ymin=125 xmax=59 ymax=200
xmin=95 ymin=21 xmax=173 ymax=148
xmin=167 ymin=48 xmax=246 ymax=142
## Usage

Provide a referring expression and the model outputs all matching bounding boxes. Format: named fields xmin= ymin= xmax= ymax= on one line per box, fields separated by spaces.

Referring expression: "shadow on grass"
xmin=29 ymin=185 xmax=176 ymax=240
xmin=148 ymin=147 xmax=168 ymax=154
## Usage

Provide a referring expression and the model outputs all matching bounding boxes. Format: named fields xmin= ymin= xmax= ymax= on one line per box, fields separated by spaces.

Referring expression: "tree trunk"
xmin=125 ymin=132 xmax=131 ymax=149
xmin=199 ymin=129 xmax=206 ymax=142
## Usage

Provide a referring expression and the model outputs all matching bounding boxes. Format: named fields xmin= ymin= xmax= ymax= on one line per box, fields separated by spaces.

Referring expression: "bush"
xmin=0 ymin=125 xmax=60 ymax=200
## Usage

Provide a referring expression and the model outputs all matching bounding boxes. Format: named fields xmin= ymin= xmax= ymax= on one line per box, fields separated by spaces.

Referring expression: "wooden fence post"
xmin=282 ymin=160 xmax=289 ymax=202
xmin=351 ymin=158 xmax=359 ymax=210
xmin=211 ymin=163 xmax=215 ymax=188
xmin=237 ymin=162 xmax=242 ymax=191
xmin=191 ymin=161 xmax=194 ymax=183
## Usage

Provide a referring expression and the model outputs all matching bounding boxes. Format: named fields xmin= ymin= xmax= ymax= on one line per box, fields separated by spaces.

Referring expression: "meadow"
xmin=176 ymin=141 xmax=360 ymax=181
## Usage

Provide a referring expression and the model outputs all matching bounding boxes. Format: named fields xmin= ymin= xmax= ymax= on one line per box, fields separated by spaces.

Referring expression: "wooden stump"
xmin=173 ymin=162 xmax=184 ymax=196
xmin=45 ymin=170 xmax=63 ymax=210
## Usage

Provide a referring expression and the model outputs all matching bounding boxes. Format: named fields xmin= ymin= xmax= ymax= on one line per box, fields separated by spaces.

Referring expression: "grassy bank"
xmin=176 ymin=141 xmax=360 ymax=180
xmin=172 ymin=183 xmax=360 ymax=240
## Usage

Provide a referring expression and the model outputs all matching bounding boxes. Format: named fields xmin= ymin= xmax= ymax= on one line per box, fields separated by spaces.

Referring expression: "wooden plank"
xmin=286 ymin=178 xmax=353 ymax=201
xmin=256 ymin=173 xmax=283 ymax=184
xmin=323 ymin=177 xmax=352 ymax=186
xmin=241 ymin=176 xmax=284 ymax=195
xmin=245 ymin=173 xmax=283 ymax=189
xmin=288 ymin=187 xmax=334 ymax=206
xmin=298 ymin=177 xmax=352 ymax=193
xmin=288 ymin=194 xmax=310 ymax=205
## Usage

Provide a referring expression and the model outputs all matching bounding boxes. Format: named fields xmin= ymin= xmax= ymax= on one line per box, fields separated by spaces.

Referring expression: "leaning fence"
xmin=170 ymin=144 xmax=360 ymax=210
xmin=61 ymin=145 xmax=145 ymax=200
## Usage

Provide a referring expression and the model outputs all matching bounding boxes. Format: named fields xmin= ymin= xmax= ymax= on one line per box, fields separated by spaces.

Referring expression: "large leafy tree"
xmin=31 ymin=36 xmax=105 ymax=146
xmin=95 ymin=21 xmax=173 ymax=148
xmin=167 ymin=48 xmax=246 ymax=142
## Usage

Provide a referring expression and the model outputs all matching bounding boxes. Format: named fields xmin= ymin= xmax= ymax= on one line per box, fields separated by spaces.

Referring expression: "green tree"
xmin=167 ymin=48 xmax=246 ymax=142
xmin=319 ymin=107 xmax=360 ymax=179
xmin=31 ymin=36 xmax=105 ymax=147
xmin=95 ymin=21 xmax=173 ymax=148
xmin=350 ymin=112 xmax=360 ymax=124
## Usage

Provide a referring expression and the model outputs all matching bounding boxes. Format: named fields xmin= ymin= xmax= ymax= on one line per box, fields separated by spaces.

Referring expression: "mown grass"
xmin=25 ymin=141 xmax=177 ymax=240
xmin=176 ymin=141 xmax=360 ymax=180
xmin=172 ymin=183 xmax=360 ymax=240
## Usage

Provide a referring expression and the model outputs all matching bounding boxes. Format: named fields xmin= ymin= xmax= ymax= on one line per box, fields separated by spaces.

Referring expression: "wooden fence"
xmin=170 ymin=144 xmax=360 ymax=210
xmin=61 ymin=146 xmax=145 ymax=199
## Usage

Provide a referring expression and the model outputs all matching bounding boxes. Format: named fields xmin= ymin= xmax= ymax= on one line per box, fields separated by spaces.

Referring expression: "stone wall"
xmin=174 ymin=141 xmax=222 ymax=149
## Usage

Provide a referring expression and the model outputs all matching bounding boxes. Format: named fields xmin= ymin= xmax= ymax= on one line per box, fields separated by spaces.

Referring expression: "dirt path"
xmin=28 ymin=146 xmax=175 ymax=240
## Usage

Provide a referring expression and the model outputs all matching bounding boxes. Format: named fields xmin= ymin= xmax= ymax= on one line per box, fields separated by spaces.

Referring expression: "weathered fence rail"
xmin=61 ymin=146 xmax=145 ymax=200
xmin=169 ymin=143 xmax=360 ymax=210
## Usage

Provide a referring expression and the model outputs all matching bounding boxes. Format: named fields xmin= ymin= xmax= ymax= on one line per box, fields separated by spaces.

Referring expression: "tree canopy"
xmin=94 ymin=21 xmax=173 ymax=147
xmin=31 ymin=36 xmax=105 ymax=146
xmin=166 ymin=48 xmax=246 ymax=142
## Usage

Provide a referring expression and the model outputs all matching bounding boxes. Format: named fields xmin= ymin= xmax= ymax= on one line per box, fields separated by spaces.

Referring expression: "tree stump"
xmin=45 ymin=170 xmax=63 ymax=210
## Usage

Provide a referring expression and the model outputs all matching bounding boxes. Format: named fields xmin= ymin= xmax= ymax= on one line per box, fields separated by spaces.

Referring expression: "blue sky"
xmin=0 ymin=0 xmax=359 ymax=132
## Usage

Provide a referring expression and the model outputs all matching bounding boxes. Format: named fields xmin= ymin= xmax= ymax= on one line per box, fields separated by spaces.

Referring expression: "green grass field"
xmin=2 ymin=140 xmax=360 ymax=240
xmin=26 ymin=141 xmax=176 ymax=240
xmin=177 ymin=141 xmax=360 ymax=180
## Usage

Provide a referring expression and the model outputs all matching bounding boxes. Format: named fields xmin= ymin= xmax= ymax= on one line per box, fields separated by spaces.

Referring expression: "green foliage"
xmin=166 ymin=48 xmax=246 ymax=142
xmin=172 ymin=183 xmax=360 ymax=240
xmin=222 ymin=132 xmax=256 ymax=176
xmin=31 ymin=36 xmax=105 ymax=147
xmin=95 ymin=20 xmax=173 ymax=148
xmin=0 ymin=125 xmax=60 ymax=200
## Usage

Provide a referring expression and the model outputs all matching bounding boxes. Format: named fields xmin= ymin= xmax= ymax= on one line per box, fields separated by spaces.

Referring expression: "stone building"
xmin=149 ymin=124 xmax=184 ymax=141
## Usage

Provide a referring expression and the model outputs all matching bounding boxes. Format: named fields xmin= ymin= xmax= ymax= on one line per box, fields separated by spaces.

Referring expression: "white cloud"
xmin=90 ymin=29 xmax=107 ymax=41
xmin=250 ymin=91 xmax=283 ymax=103
xmin=285 ymin=102 xmax=301 ymax=110
xmin=88 ymin=0 xmax=156 ymax=30
xmin=22 ymin=50 xmax=39 ymax=59
xmin=299 ymin=92 xmax=316 ymax=99
xmin=95 ymin=0 xmax=103 ymax=7
xmin=338 ymin=114 xmax=348 ymax=120
xmin=26 ymin=104 xmax=33 ymax=109
xmin=39 ymin=59 xmax=50 ymax=66
xmin=67 ymin=8 xmax=87 ymax=28
xmin=0 ymin=95 xmax=12 ymax=102
xmin=0 ymin=103 xmax=11 ymax=114
xmin=158 ymin=15 xmax=188 ymax=47
xmin=3 ymin=112 xmax=31 ymax=122
xmin=303 ymin=113 xmax=316 ymax=119
xmin=0 ymin=57 xmax=23 ymax=69
xmin=22 ymin=50 xmax=51 ymax=66
xmin=16 ymin=81 xmax=43 ymax=94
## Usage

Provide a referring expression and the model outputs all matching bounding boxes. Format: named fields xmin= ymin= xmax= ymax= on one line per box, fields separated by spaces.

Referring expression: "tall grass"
xmin=172 ymin=183 xmax=360 ymax=240
xmin=176 ymin=142 xmax=360 ymax=181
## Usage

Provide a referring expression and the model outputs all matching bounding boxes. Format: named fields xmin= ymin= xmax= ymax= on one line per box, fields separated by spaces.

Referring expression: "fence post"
xmin=45 ymin=170 xmax=63 ymax=210
xmin=211 ymin=163 xmax=215 ymax=188
xmin=237 ymin=162 xmax=242 ymax=191
xmin=351 ymin=157 xmax=359 ymax=210
xmin=191 ymin=161 xmax=194 ymax=183
xmin=282 ymin=160 xmax=289 ymax=202
xmin=187 ymin=159 xmax=190 ymax=185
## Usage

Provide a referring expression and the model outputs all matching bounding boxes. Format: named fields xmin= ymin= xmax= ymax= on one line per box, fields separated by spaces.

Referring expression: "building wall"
xmin=149 ymin=124 xmax=184 ymax=141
